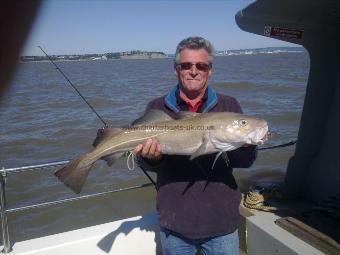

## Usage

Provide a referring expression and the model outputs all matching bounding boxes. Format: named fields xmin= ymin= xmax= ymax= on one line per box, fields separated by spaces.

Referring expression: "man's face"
xmin=175 ymin=48 xmax=212 ymax=94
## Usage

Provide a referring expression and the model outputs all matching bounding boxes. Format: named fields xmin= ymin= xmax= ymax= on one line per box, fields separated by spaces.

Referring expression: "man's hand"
xmin=133 ymin=138 xmax=162 ymax=161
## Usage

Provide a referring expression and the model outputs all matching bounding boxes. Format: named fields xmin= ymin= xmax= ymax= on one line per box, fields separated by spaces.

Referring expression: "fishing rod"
xmin=38 ymin=46 xmax=157 ymax=187
xmin=258 ymin=140 xmax=297 ymax=151
xmin=38 ymin=46 xmax=108 ymax=127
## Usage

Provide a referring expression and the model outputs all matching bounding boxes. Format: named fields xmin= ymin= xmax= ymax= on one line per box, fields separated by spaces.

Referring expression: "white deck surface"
xmin=246 ymin=211 xmax=324 ymax=255
xmin=3 ymin=213 xmax=160 ymax=255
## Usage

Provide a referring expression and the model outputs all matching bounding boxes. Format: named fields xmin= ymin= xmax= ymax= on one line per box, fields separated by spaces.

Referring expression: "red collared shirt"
xmin=184 ymin=99 xmax=202 ymax=112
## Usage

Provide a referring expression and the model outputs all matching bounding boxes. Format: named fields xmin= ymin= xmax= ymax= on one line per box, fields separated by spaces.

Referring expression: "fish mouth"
xmin=247 ymin=126 xmax=269 ymax=145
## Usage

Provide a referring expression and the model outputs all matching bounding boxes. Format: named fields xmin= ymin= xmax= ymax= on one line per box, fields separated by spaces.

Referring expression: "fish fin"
xmin=131 ymin=110 xmax=173 ymax=126
xmin=215 ymin=142 xmax=242 ymax=151
xmin=190 ymin=133 xmax=210 ymax=160
xmin=174 ymin=111 xmax=200 ymax=120
xmin=211 ymin=151 xmax=223 ymax=170
xmin=54 ymin=156 xmax=92 ymax=194
xmin=101 ymin=152 xmax=125 ymax=166
xmin=92 ymin=127 xmax=122 ymax=147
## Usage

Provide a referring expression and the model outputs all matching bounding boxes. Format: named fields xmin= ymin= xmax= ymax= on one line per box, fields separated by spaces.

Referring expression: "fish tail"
xmin=54 ymin=156 xmax=93 ymax=194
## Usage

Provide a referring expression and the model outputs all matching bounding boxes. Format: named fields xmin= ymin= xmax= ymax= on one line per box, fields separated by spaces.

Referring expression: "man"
xmin=133 ymin=36 xmax=257 ymax=255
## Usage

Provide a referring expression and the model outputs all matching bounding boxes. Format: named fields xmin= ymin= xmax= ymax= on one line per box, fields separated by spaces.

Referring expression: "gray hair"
xmin=175 ymin=36 xmax=214 ymax=64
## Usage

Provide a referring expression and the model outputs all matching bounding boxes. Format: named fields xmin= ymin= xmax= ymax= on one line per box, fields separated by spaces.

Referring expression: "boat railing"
xmin=0 ymin=160 xmax=153 ymax=253
xmin=0 ymin=140 xmax=297 ymax=253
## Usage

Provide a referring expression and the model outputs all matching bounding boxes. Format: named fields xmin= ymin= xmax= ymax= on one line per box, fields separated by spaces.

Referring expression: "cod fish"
xmin=55 ymin=110 xmax=269 ymax=193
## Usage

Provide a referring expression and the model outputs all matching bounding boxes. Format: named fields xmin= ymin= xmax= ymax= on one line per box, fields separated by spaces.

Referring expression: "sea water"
xmin=0 ymin=51 xmax=309 ymax=242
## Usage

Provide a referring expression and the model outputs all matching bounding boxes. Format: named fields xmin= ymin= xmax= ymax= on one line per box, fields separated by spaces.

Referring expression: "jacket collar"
xmin=164 ymin=84 xmax=218 ymax=113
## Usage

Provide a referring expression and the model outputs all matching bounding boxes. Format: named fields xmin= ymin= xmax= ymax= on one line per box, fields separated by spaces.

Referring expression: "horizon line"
xmin=22 ymin=45 xmax=303 ymax=57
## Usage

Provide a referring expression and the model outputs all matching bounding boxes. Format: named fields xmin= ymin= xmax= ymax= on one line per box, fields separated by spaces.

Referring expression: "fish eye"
xmin=239 ymin=119 xmax=247 ymax=126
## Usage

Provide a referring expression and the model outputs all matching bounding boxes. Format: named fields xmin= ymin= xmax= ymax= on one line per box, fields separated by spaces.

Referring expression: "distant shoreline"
xmin=19 ymin=47 xmax=305 ymax=63
xmin=20 ymin=50 xmax=169 ymax=63
xmin=18 ymin=57 xmax=172 ymax=63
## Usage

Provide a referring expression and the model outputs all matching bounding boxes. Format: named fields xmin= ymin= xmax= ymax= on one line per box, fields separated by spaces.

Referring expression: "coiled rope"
xmin=242 ymin=140 xmax=297 ymax=211
xmin=242 ymin=185 xmax=291 ymax=212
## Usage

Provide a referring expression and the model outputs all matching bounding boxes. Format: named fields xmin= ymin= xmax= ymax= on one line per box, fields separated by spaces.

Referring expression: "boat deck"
xmin=1 ymin=213 xmax=161 ymax=255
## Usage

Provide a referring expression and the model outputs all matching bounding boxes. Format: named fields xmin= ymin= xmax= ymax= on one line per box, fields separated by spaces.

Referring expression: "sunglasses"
xmin=176 ymin=62 xmax=212 ymax=72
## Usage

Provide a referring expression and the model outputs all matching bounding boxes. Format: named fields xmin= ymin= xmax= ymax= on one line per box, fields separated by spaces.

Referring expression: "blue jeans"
xmin=160 ymin=227 xmax=239 ymax=255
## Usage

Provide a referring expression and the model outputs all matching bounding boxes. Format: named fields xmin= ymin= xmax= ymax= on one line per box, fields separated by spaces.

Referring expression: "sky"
xmin=22 ymin=0 xmax=296 ymax=56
